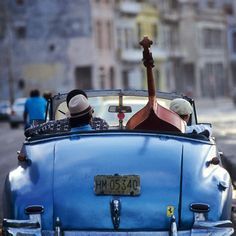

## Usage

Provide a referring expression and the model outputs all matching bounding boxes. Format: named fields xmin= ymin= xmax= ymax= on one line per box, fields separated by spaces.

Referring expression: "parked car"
xmin=0 ymin=100 xmax=10 ymax=120
xmin=2 ymin=89 xmax=234 ymax=235
xmin=8 ymin=97 xmax=26 ymax=128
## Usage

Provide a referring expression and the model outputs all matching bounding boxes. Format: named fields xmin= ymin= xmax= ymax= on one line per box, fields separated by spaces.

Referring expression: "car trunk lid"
xmin=53 ymin=133 xmax=183 ymax=230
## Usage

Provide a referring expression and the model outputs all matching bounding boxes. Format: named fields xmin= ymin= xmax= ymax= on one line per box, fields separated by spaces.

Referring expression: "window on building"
xmin=161 ymin=26 xmax=170 ymax=49
xmin=152 ymin=24 xmax=158 ymax=43
xmin=207 ymin=0 xmax=215 ymax=8
xmin=159 ymin=0 xmax=170 ymax=12
xmin=233 ymin=32 xmax=236 ymax=53
xmin=107 ymin=20 xmax=113 ymax=50
xmin=117 ymin=28 xmax=122 ymax=49
xmin=223 ymin=3 xmax=234 ymax=15
xmin=110 ymin=67 xmax=115 ymax=89
xmin=203 ymin=29 xmax=210 ymax=48
xmin=137 ymin=23 xmax=142 ymax=42
xmin=16 ymin=0 xmax=24 ymax=5
xmin=122 ymin=71 xmax=129 ymax=89
xmin=170 ymin=0 xmax=178 ymax=10
xmin=182 ymin=63 xmax=195 ymax=97
xmin=0 ymin=20 xmax=4 ymax=39
xmin=75 ymin=66 xmax=92 ymax=89
xmin=231 ymin=62 xmax=236 ymax=86
xmin=124 ymin=28 xmax=129 ymax=49
xmin=15 ymin=26 xmax=26 ymax=39
xmin=170 ymin=26 xmax=179 ymax=50
xmin=96 ymin=20 xmax=102 ymax=49
xmin=203 ymin=28 xmax=223 ymax=49
xmin=48 ymin=44 xmax=55 ymax=52
xmin=159 ymin=0 xmax=178 ymax=12
xmin=201 ymin=63 xmax=226 ymax=97
xmin=99 ymin=67 xmax=105 ymax=88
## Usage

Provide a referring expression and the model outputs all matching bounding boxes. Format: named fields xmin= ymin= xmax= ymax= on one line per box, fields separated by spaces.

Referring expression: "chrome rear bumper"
xmin=2 ymin=220 xmax=234 ymax=236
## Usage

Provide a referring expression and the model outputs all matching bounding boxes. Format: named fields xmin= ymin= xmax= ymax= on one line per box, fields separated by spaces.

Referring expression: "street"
xmin=0 ymin=121 xmax=23 ymax=199
xmin=0 ymin=97 xmax=236 ymax=233
xmin=196 ymin=97 xmax=236 ymax=188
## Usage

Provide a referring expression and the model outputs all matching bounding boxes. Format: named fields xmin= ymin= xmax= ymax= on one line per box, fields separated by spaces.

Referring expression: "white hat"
xmin=169 ymin=98 xmax=193 ymax=115
xmin=68 ymin=94 xmax=92 ymax=118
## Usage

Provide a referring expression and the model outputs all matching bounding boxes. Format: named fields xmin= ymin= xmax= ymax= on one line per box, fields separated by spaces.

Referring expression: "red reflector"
xmin=117 ymin=112 xmax=125 ymax=120
xmin=18 ymin=153 xmax=27 ymax=162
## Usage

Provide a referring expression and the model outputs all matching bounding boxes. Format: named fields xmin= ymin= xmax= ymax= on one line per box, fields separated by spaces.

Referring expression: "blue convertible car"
xmin=2 ymin=36 xmax=234 ymax=235
xmin=1 ymin=89 xmax=234 ymax=236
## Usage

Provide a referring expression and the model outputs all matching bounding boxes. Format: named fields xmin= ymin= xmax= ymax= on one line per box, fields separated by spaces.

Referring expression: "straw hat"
xmin=68 ymin=94 xmax=92 ymax=118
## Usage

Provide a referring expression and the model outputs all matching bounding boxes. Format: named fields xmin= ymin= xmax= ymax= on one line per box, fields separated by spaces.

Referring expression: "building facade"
xmin=115 ymin=1 xmax=163 ymax=91
xmin=0 ymin=0 xmax=233 ymax=102
xmin=178 ymin=0 xmax=230 ymax=97
xmin=225 ymin=0 xmax=236 ymax=90
xmin=0 ymin=0 xmax=94 ymax=101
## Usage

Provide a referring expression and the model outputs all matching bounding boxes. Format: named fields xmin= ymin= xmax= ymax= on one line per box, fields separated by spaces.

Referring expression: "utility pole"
xmin=7 ymin=46 xmax=14 ymax=106
xmin=4 ymin=0 xmax=14 ymax=105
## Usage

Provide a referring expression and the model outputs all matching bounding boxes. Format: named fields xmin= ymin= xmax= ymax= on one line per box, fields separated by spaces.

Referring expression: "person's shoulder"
xmin=36 ymin=96 xmax=46 ymax=102
xmin=91 ymin=117 xmax=109 ymax=130
xmin=41 ymin=96 xmax=47 ymax=104
xmin=186 ymin=123 xmax=212 ymax=138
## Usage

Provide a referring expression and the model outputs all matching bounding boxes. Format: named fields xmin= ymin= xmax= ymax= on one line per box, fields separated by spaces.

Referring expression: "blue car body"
xmin=2 ymin=90 xmax=234 ymax=235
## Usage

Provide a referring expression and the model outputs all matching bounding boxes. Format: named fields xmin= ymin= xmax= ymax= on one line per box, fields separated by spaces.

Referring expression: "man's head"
xmin=66 ymin=89 xmax=87 ymax=106
xmin=68 ymin=94 xmax=93 ymax=127
xmin=170 ymin=98 xmax=193 ymax=123
xmin=30 ymin=89 xmax=40 ymax=97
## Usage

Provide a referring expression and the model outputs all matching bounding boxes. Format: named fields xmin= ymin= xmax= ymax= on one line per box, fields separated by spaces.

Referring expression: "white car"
xmin=9 ymin=97 xmax=27 ymax=128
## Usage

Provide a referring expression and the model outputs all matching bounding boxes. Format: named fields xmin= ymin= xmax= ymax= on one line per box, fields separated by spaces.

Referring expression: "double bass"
xmin=126 ymin=37 xmax=185 ymax=133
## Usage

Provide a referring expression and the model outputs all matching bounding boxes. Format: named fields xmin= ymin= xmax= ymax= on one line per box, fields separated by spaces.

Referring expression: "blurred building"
xmin=115 ymin=1 xmax=163 ymax=90
xmin=224 ymin=0 xmax=236 ymax=90
xmin=178 ymin=0 xmax=229 ymax=98
xmin=89 ymin=0 xmax=117 ymax=89
xmin=0 ymin=0 xmax=234 ymax=101
xmin=0 ymin=0 xmax=94 ymax=101
xmin=115 ymin=0 xmax=230 ymax=98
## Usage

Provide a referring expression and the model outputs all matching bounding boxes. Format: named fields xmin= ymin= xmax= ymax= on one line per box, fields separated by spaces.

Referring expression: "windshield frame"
xmin=46 ymin=89 xmax=197 ymax=129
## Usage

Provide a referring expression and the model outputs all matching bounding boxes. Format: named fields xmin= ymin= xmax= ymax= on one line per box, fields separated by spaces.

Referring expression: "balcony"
xmin=119 ymin=46 xmax=168 ymax=62
xmin=165 ymin=48 xmax=185 ymax=59
xmin=161 ymin=11 xmax=180 ymax=22
xmin=119 ymin=1 xmax=141 ymax=15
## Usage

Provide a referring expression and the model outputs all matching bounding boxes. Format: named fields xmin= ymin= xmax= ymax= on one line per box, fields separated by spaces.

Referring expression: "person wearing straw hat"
xmin=24 ymin=89 xmax=108 ymax=137
xmin=170 ymin=98 xmax=212 ymax=138
xmin=68 ymin=94 xmax=94 ymax=132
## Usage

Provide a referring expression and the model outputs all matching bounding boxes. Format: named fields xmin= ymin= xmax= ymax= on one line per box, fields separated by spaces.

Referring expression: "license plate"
xmin=94 ymin=175 xmax=140 ymax=196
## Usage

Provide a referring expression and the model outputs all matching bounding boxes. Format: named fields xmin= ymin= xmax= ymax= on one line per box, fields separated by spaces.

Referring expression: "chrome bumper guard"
xmin=2 ymin=213 xmax=234 ymax=236
xmin=191 ymin=220 xmax=234 ymax=235
xmin=2 ymin=219 xmax=41 ymax=236
xmin=2 ymin=221 xmax=234 ymax=236
xmin=2 ymin=205 xmax=43 ymax=236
